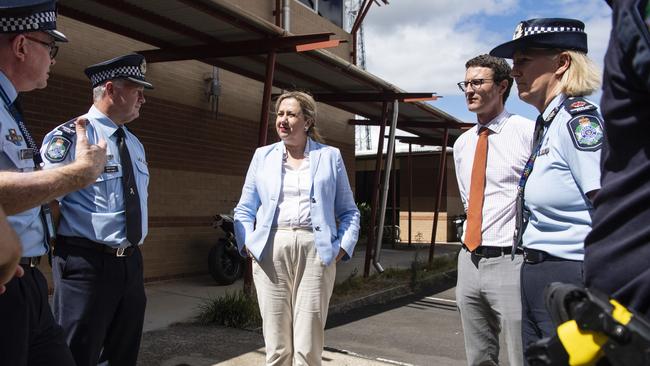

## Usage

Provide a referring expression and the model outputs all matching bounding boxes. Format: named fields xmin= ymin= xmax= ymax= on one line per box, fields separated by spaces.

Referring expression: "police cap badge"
xmin=84 ymin=53 xmax=154 ymax=89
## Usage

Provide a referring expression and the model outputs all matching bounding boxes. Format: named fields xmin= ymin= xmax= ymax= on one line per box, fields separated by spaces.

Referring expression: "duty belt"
xmin=19 ymin=256 xmax=41 ymax=267
xmin=523 ymin=248 xmax=577 ymax=264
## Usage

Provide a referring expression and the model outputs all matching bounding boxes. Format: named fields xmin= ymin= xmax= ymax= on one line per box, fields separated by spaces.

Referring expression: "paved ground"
xmin=138 ymin=243 xmax=464 ymax=365
xmin=139 ymin=325 xmax=398 ymax=366
xmin=325 ymin=281 xmax=465 ymax=366
xmin=143 ymin=244 xmax=459 ymax=332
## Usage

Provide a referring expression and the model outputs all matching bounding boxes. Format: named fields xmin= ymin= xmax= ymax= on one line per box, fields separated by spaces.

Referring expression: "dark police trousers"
xmin=52 ymin=236 xmax=146 ymax=366
xmin=0 ymin=265 xmax=76 ymax=366
xmin=520 ymin=251 xmax=583 ymax=357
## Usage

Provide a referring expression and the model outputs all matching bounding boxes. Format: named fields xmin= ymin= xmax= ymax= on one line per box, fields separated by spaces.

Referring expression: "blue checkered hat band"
xmin=0 ymin=11 xmax=56 ymax=33
xmin=523 ymin=26 xmax=583 ymax=36
xmin=90 ymin=65 xmax=144 ymax=86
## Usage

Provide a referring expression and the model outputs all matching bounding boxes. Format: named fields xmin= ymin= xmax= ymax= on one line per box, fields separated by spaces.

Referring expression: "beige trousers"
xmin=253 ymin=228 xmax=337 ymax=366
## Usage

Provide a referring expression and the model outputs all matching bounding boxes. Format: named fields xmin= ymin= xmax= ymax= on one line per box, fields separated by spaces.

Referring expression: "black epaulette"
xmin=562 ymin=98 xmax=604 ymax=152
xmin=44 ymin=118 xmax=78 ymax=163
xmin=56 ymin=118 xmax=78 ymax=139
xmin=563 ymin=97 xmax=598 ymax=115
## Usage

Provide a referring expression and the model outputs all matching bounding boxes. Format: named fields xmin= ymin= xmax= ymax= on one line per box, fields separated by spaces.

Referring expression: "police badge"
xmin=567 ymin=115 xmax=604 ymax=151
xmin=45 ymin=136 xmax=72 ymax=162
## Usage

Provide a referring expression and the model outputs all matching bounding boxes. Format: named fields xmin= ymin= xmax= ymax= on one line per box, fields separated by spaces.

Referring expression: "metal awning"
xmin=57 ymin=0 xmax=467 ymax=146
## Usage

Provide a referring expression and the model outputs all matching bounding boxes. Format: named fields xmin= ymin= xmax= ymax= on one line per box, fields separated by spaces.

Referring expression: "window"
xmin=298 ymin=0 xmax=343 ymax=28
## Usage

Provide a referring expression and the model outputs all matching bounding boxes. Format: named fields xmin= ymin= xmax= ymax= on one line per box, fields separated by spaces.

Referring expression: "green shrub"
xmin=196 ymin=290 xmax=262 ymax=329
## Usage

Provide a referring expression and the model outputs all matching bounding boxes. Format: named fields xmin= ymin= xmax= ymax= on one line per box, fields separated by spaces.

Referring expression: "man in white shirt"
xmin=453 ymin=54 xmax=534 ymax=366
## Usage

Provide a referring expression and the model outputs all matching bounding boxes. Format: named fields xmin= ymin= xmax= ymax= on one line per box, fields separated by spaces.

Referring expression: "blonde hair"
xmin=274 ymin=90 xmax=325 ymax=143
xmin=556 ymin=50 xmax=601 ymax=97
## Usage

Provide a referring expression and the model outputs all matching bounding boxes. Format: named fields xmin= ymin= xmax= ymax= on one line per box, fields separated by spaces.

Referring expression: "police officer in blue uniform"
xmin=41 ymin=54 xmax=152 ymax=366
xmin=0 ymin=1 xmax=107 ymax=364
xmin=490 ymin=18 xmax=603 ymax=351
xmin=584 ymin=0 xmax=650 ymax=321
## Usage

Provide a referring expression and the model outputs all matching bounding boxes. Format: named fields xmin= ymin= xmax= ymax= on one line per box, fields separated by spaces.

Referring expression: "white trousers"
xmin=253 ymin=228 xmax=337 ymax=366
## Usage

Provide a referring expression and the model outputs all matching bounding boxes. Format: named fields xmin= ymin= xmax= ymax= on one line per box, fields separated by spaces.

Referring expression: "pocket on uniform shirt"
xmin=134 ymin=160 xmax=150 ymax=193
xmin=1 ymin=140 xmax=35 ymax=171
xmin=95 ymin=167 xmax=122 ymax=182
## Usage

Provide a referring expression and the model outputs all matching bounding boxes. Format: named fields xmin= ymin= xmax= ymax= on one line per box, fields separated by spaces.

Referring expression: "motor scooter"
xmin=208 ymin=213 xmax=245 ymax=285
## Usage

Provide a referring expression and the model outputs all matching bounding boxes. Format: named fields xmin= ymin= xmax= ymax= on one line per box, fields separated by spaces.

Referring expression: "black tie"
xmin=115 ymin=127 xmax=142 ymax=246
xmin=531 ymin=114 xmax=546 ymax=151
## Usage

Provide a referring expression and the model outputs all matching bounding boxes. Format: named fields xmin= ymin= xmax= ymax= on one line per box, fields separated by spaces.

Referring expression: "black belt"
xmin=19 ymin=256 xmax=41 ymax=267
xmin=523 ymin=248 xmax=573 ymax=264
xmin=464 ymin=245 xmax=523 ymax=258
xmin=58 ymin=236 xmax=137 ymax=257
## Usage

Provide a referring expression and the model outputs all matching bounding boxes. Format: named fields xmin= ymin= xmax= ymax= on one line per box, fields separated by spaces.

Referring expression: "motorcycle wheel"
xmin=208 ymin=240 xmax=244 ymax=285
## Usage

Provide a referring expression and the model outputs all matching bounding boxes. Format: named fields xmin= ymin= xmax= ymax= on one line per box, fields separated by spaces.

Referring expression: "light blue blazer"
xmin=234 ymin=139 xmax=360 ymax=266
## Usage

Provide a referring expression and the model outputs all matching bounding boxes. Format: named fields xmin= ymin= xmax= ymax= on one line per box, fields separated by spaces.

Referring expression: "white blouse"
xmin=272 ymin=142 xmax=313 ymax=229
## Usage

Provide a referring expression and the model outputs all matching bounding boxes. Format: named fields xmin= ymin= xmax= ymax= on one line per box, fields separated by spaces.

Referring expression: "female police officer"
xmin=490 ymin=18 xmax=603 ymax=349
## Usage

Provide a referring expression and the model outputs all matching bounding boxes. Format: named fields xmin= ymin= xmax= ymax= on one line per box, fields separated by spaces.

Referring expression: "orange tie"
xmin=465 ymin=127 xmax=489 ymax=251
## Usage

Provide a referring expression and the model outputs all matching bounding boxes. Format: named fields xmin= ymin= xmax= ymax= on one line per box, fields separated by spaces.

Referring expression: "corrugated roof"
xmin=58 ymin=0 xmax=469 ymax=146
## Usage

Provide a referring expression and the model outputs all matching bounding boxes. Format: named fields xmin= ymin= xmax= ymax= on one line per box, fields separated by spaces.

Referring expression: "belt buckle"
xmin=116 ymin=247 xmax=127 ymax=257
xmin=524 ymin=249 xmax=540 ymax=263
xmin=29 ymin=257 xmax=40 ymax=267
xmin=471 ymin=247 xmax=485 ymax=257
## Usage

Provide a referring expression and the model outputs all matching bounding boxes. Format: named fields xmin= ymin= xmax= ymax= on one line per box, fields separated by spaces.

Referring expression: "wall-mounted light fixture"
xmin=204 ymin=66 xmax=221 ymax=119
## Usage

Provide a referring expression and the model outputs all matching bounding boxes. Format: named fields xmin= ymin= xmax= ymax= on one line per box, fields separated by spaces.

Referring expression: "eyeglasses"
xmin=23 ymin=35 xmax=59 ymax=59
xmin=457 ymin=78 xmax=494 ymax=92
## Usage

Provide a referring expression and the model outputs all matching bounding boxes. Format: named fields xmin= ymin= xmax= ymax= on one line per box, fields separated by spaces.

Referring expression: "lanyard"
xmin=511 ymin=103 xmax=562 ymax=255
xmin=517 ymin=105 xmax=560 ymax=192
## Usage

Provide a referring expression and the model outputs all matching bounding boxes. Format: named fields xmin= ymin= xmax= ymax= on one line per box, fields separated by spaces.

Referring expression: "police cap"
xmin=490 ymin=18 xmax=588 ymax=58
xmin=0 ymin=0 xmax=67 ymax=42
xmin=84 ymin=54 xmax=154 ymax=89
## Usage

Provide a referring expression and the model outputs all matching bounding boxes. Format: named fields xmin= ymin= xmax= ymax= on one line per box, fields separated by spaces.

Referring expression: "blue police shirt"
xmin=522 ymin=94 xmax=602 ymax=260
xmin=40 ymin=106 xmax=149 ymax=248
xmin=0 ymin=71 xmax=47 ymax=257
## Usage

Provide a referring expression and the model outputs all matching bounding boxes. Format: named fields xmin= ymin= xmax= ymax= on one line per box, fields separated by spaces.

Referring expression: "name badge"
xmin=104 ymin=165 xmax=119 ymax=173
xmin=19 ymin=149 xmax=34 ymax=160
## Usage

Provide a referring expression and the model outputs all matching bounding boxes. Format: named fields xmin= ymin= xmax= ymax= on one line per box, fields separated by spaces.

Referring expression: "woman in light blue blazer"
xmin=234 ymin=91 xmax=360 ymax=366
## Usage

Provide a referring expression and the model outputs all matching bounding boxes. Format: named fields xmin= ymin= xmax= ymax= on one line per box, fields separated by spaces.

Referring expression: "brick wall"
xmin=24 ymin=5 xmax=357 ymax=282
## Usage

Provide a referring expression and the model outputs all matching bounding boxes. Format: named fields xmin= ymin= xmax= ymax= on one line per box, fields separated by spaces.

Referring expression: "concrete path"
xmin=139 ymin=244 xmax=461 ymax=365
xmin=143 ymin=245 xmax=459 ymax=332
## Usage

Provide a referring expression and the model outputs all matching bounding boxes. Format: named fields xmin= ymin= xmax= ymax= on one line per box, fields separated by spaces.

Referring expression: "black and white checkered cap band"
xmin=90 ymin=66 xmax=144 ymax=86
xmin=516 ymin=25 xmax=584 ymax=39
xmin=0 ymin=11 xmax=56 ymax=33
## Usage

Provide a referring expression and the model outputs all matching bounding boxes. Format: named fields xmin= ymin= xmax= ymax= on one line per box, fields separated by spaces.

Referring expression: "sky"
xmin=354 ymin=0 xmax=612 ymax=150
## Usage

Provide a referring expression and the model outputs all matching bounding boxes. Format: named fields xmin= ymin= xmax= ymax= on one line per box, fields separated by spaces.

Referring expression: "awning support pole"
xmin=364 ymin=101 xmax=388 ymax=277
xmin=408 ymin=143 xmax=412 ymax=246
xmin=428 ymin=128 xmax=449 ymax=266
xmin=244 ymin=50 xmax=277 ymax=295
xmin=373 ymin=99 xmax=399 ymax=273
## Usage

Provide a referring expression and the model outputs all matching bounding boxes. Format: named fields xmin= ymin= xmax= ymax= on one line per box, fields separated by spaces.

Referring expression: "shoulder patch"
xmin=567 ymin=114 xmax=604 ymax=151
xmin=564 ymin=98 xmax=597 ymax=115
xmin=45 ymin=136 xmax=72 ymax=162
